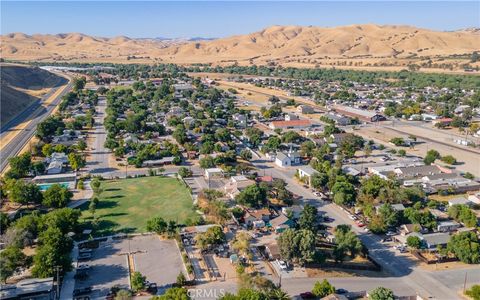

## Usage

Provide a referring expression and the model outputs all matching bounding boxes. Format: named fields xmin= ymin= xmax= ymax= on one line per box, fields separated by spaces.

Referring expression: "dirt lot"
xmin=353 ymin=125 xmax=480 ymax=176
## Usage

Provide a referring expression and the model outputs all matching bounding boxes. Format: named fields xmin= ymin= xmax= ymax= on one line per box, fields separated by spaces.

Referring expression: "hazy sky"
xmin=2 ymin=1 xmax=479 ymax=38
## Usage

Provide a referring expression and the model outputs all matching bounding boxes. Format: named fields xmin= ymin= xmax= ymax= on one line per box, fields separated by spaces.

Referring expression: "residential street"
xmin=249 ymin=155 xmax=479 ymax=299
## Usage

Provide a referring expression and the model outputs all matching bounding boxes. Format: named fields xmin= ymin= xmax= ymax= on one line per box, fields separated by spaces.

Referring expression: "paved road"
xmin=249 ymin=156 xmax=478 ymax=299
xmin=0 ymin=80 xmax=72 ymax=172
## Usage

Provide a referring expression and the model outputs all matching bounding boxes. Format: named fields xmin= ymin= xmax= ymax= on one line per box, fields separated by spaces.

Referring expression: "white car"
xmin=386 ymin=231 xmax=396 ymax=236
xmin=277 ymin=260 xmax=288 ymax=270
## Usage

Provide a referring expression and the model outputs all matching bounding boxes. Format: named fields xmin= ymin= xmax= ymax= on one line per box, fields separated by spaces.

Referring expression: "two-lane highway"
xmin=0 ymin=80 xmax=73 ymax=172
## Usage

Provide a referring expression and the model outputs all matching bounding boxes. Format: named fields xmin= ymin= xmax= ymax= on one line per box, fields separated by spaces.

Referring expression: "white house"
xmin=297 ymin=165 xmax=318 ymax=187
xmin=275 ymin=152 xmax=291 ymax=167
xmin=204 ymin=168 xmax=223 ymax=179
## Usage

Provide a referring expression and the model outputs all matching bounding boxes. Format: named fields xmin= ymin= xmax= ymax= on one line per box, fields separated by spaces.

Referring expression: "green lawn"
xmin=80 ymin=176 xmax=199 ymax=236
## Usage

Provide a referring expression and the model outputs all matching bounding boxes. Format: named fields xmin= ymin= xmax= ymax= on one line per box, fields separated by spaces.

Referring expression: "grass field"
xmin=80 ymin=176 xmax=199 ymax=236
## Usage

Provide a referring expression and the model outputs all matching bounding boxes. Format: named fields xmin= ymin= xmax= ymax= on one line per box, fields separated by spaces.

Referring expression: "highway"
xmin=0 ymin=79 xmax=73 ymax=172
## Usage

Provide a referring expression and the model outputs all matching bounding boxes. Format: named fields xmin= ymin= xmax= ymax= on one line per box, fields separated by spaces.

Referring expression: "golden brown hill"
xmin=2 ymin=25 xmax=479 ymax=72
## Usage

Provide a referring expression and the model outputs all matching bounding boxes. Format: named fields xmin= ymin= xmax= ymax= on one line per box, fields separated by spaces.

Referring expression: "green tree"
xmin=447 ymin=231 xmax=480 ymax=264
xmin=406 ymin=236 xmax=422 ymax=249
xmin=68 ymin=152 xmax=86 ymax=170
xmin=0 ymin=246 xmax=27 ymax=283
xmin=334 ymin=225 xmax=362 ymax=261
xmin=424 ymin=149 xmax=440 ymax=165
xmin=235 ymin=184 xmax=267 ymax=208
xmin=153 ymin=287 xmax=190 ymax=300
xmin=6 ymin=152 xmax=32 ymax=179
xmin=298 ymin=204 xmax=318 ymax=233
xmin=131 ymin=271 xmax=146 ymax=292
xmin=178 ymin=167 xmax=192 ymax=178
xmin=32 ymin=226 xmax=73 ymax=277
xmin=240 ymin=149 xmax=252 ymax=161
xmin=42 ymin=184 xmax=73 ymax=208
xmin=176 ymin=272 xmax=187 ymax=286
xmin=369 ymin=287 xmax=395 ymax=300
xmin=146 ymin=216 xmax=167 ymax=234
xmin=6 ymin=179 xmax=43 ymax=206
xmin=73 ymin=76 xmax=86 ymax=91
xmin=465 ymin=284 xmax=480 ymax=300
xmin=441 ymin=155 xmax=457 ymax=165
xmin=277 ymin=229 xmax=316 ymax=265
xmin=312 ymin=279 xmax=335 ymax=298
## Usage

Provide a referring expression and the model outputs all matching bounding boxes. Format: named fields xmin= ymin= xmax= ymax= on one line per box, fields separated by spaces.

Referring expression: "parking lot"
xmin=73 ymin=235 xmax=186 ymax=299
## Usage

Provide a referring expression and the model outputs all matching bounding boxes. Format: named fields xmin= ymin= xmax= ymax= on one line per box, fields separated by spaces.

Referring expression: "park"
xmin=80 ymin=176 xmax=199 ymax=236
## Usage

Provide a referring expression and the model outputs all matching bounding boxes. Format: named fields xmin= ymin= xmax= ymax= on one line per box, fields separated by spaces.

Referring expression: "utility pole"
xmin=55 ymin=265 xmax=61 ymax=300
xmin=463 ymin=272 xmax=468 ymax=293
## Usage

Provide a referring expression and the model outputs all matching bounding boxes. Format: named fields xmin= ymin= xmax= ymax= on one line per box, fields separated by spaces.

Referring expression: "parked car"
xmin=386 ymin=231 xmax=396 ymax=236
xmin=299 ymin=292 xmax=315 ymax=299
xmin=76 ymin=264 xmax=91 ymax=270
xmin=73 ymin=287 xmax=92 ymax=296
xmin=336 ymin=288 xmax=348 ymax=294
xmin=381 ymin=237 xmax=393 ymax=243
xmin=355 ymin=221 xmax=365 ymax=227
xmin=277 ymin=260 xmax=288 ymax=270
xmin=78 ymin=253 xmax=92 ymax=260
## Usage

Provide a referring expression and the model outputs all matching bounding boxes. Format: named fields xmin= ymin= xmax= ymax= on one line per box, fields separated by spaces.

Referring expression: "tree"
xmin=6 ymin=179 xmax=43 ymax=206
xmin=465 ymin=284 xmax=480 ymax=300
xmin=153 ymin=287 xmax=190 ymax=300
xmin=42 ymin=184 xmax=73 ymax=208
xmin=131 ymin=271 xmax=146 ymax=292
xmin=298 ymin=204 xmax=318 ymax=233
xmin=235 ymin=184 xmax=267 ymax=208
xmin=146 ymin=216 xmax=167 ymax=234
xmin=73 ymin=76 xmax=86 ymax=91
xmin=311 ymin=172 xmax=328 ymax=190
xmin=312 ymin=279 xmax=335 ymax=298
xmin=176 ymin=272 xmax=187 ymax=286
xmin=369 ymin=287 xmax=395 ymax=300
xmin=424 ymin=149 xmax=440 ymax=165
xmin=68 ymin=152 xmax=86 ymax=170
xmin=448 ymin=205 xmax=478 ymax=227
xmin=331 ymin=181 xmax=356 ymax=206
xmin=334 ymin=225 xmax=362 ymax=262
xmin=6 ymin=152 xmax=32 ymax=179
xmin=406 ymin=236 xmax=422 ymax=249
xmin=199 ymin=156 xmax=215 ymax=169
xmin=32 ymin=226 xmax=73 ymax=277
xmin=195 ymin=226 xmax=225 ymax=250
xmin=440 ymin=155 xmax=457 ymax=165
xmin=39 ymin=208 xmax=81 ymax=234
xmin=277 ymin=229 xmax=316 ymax=265
xmin=447 ymin=231 xmax=480 ymax=264
xmin=178 ymin=167 xmax=193 ymax=178
xmin=240 ymin=149 xmax=252 ymax=161
xmin=0 ymin=246 xmax=27 ymax=283
xmin=115 ymin=289 xmax=132 ymax=300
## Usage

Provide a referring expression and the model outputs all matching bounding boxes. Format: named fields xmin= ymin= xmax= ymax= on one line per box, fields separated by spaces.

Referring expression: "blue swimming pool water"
xmin=37 ymin=182 xmax=70 ymax=191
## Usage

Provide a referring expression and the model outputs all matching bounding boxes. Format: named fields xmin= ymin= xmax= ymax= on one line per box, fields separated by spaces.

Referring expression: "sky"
xmin=2 ymin=1 xmax=479 ymax=38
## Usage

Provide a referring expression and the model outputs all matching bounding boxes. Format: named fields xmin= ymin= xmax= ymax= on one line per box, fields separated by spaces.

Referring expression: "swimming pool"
xmin=37 ymin=182 xmax=70 ymax=191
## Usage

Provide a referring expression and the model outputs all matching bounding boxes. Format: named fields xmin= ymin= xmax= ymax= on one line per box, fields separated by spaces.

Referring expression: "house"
xmin=269 ymin=119 xmax=312 ymax=130
xmin=269 ymin=214 xmax=294 ymax=233
xmin=224 ymin=176 xmax=255 ymax=199
xmin=204 ymin=168 xmax=223 ymax=179
xmin=281 ymin=205 xmax=303 ymax=220
xmin=33 ymin=173 xmax=77 ymax=185
xmin=297 ymin=165 xmax=318 ymax=187
xmin=422 ymin=232 xmax=450 ymax=249
xmin=244 ymin=208 xmax=271 ymax=225
xmin=233 ymin=114 xmax=247 ymax=127
xmin=432 ymin=118 xmax=453 ymax=127
xmin=284 ymin=113 xmax=299 ymax=121
xmin=297 ymin=105 xmax=314 ymax=114
xmin=46 ymin=152 xmax=68 ymax=164
xmin=324 ymin=113 xmax=351 ymax=126
xmin=468 ymin=192 xmax=480 ymax=204
xmin=448 ymin=197 xmax=472 ymax=207
xmin=46 ymin=160 xmax=63 ymax=175
xmin=265 ymin=242 xmax=281 ymax=260
xmin=275 ymin=152 xmax=291 ymax=167
xmin=400 ymin=224 xmax=422 ymax=235
xmin=394 ymin=165 xmax=442 ymax=178
xmin=437 ymin=221 xmax=461 ymax=232
xmin=0 ymin=277 xmax=55 ymax=300
xmin=332 ymin=105 xmax=386 ymax=122
xmin=142 ymin=157 xmax=175 ymax=167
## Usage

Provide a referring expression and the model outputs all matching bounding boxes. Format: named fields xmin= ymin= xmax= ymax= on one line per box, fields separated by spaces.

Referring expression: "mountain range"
xmin=2 ymin=24 xmax=479 ymax=72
